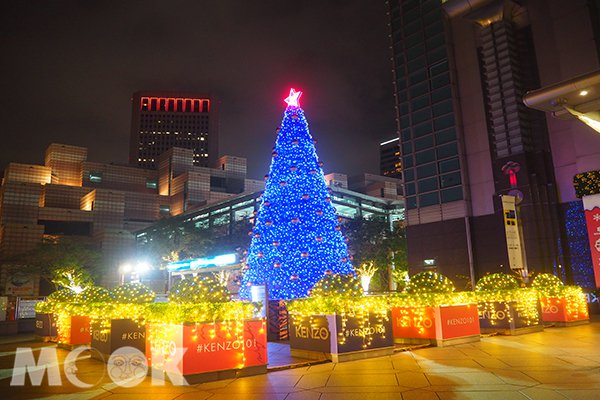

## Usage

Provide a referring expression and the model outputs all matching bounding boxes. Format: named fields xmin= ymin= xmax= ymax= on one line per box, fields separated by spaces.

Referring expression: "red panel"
xmin=391 ymin=307 xmax=436 ymax=339
xmin=70 ymin=316 xmax=91 ymax=345
xmin=178 ymin=320 xmax=266 ymax=375
xmin=584 ymin=207 xmax=600 ymax=288
xmin=541 ymin=297 xmax=589 ymax=322
xmin=146 ymin=324 xmax=183 ymax=374
xmin=243 ymin=320 xmax=267 ymax=367
xmin=540 ymin=297 xmax=567 ymax=322
xmin=436 ymin=304 xmax=480 ymax=339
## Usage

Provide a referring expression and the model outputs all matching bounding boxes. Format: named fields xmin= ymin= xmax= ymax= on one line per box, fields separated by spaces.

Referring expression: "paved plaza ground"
xmin=1 ymin=319 xmax=600 ymax=400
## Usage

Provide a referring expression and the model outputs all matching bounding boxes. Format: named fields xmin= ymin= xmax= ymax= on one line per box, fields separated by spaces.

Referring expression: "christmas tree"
xmin=240 ymin=89 xmax=354 ymax=300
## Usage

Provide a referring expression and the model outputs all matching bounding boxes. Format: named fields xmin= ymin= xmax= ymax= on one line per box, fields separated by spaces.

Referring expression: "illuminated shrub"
xmin=75 ymin=286 xmax=112 ymax=303
xmin=111 ymin=282 xmax=155 ymax=304
xmin=406 ymin=272 xmax=455 ymax=294
xmin=35 ymin=289 xmax=75 ymax=313
xmin=46 ymin=289 xmax=76 ymax=303
xmin=169 ymin=275 xmax=231 ymax=303
xmin=310 ymin=274 xmax=363 ymax=298
xmin=532 ymin=273 xmax=564 ymax=296
xmin=475 ymin=273 xmax=519 ymax=292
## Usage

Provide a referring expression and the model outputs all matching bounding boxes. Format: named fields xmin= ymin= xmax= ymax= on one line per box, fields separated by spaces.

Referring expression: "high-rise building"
xmin=380 ymin=137 xmax=403 ymax=178
xmin=386 ymin=0 xmax=600 ymax=288
xmin=129 ymin=91 xmax=219 ymax=169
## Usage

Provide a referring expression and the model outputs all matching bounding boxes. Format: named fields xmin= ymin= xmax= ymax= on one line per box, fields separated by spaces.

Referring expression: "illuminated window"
xmin=89 ymin=172 xmax=102 ymax=183
xmin=159 ymin=205 xmax=171 ymax=215
xmin=146 ymin=179 xmax=157 ymax=189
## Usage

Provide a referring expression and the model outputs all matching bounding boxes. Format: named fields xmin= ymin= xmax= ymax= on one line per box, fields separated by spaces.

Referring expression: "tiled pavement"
xmin=1 ymin=320 xmax=600 ymax=399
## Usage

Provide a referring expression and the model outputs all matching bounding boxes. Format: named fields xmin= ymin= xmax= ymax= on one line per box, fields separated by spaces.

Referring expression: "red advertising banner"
xmin=146 ymin=324 xmax=183 ymax=375
xmin=583 ymin=194 xmax=600 ymax=288
xmin=392 ymin=305 xmax=479 ymax=341
xmin=70 ymin=316 xmax=91 ymax=345
xmin=540 ymin=297 xmax=589 ymax=322
xmin=391 ymin=307 xmax=436 ymax=339
xmin=435 ymin=304 xmax=480 ymax=339
xmin=147 ymin=319 xmax=267 ymax=376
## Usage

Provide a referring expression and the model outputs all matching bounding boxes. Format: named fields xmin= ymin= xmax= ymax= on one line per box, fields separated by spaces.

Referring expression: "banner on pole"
xmin=501 ymin=195 xmax=525 ymax=271
xmin=582 ymin=193 xmax=600 ymax=287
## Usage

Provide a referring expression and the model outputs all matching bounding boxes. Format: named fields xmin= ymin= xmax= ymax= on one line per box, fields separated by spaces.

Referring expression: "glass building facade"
xmin=135 ymin=188 xmax=405 ymax=247
xmin=389 ymin=0 xmax=464 ymax=211
xmin=386 ymin=0 xmax=600 ymax=289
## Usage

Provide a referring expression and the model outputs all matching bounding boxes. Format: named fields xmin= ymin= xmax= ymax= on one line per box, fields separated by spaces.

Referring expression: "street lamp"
xmin=119 ymin=263 xmax=131 ymax=285
xmin=119 ymin=261 xmax=150 ymax=284
xmin=131 ymin=261 xmax=150 ymax=283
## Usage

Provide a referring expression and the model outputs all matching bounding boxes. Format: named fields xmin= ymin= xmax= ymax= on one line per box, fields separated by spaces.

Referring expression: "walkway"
xmin=0 ymin=320 xmax=599 ymax=399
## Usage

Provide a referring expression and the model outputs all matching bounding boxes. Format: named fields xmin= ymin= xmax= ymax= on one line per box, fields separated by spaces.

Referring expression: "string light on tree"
xmin=240 ymin=88 xmax=354 ymax=300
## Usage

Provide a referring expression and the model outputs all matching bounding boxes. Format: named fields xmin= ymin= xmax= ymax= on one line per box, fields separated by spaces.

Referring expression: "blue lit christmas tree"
xmin=240 ymin=89 xmax=354 ymax=300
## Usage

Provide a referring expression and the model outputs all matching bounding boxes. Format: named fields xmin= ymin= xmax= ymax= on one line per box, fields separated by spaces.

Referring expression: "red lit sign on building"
xmin=140 ymin=97 xmax=210 ymax=113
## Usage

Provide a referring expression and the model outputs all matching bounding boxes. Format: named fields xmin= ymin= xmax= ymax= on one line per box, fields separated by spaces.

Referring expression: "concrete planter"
xmin=478 ymin=300 xmax=543 ymax=335
xmin=540 ymin=297 xmax=589 ymax=326
xmin=145 ymin=319 xmax=267 ymax=384
xmin=391 ymin=304 xmax=480 ymax=347
xmin=58 ymin=315 xmax=92 ymax=346
xmin=35 ymin=313 xmax=58 ymax=339
xmin=289 ymin=312 xmax=394 ymax=362
xmin=91 ymin=319 xmax=146 ymax=360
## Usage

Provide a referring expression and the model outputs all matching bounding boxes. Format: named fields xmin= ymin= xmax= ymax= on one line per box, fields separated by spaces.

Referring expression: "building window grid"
xmin=393 ymin=0 xmax=463 ymax=209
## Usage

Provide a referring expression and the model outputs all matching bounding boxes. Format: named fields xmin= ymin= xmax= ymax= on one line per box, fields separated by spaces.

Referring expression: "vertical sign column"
xmin=501 ymin=195 xmax=527 ymax=273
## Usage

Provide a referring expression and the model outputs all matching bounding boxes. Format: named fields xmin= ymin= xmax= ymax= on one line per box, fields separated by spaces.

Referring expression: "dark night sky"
xmin=0 ymin=1 xmax=396 ymax=180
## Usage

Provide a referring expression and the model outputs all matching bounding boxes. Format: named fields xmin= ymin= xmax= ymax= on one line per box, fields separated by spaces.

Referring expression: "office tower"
xmin=380 ymin=137 xmax=403 ymax=178
xmin=129 ymin=91 xmax=219 ymax=169
xmin=386 ymin=0 xmax=600 ymax=288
